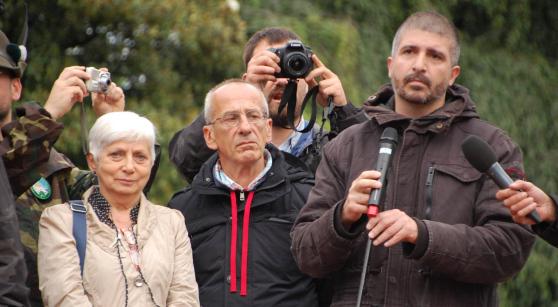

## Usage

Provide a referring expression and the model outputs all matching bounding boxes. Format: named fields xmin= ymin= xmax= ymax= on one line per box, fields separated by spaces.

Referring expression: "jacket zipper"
xmin=239 ymin=190 xmax=245 ymax=202
xmin=425 ymin=166 xmax=435 ymax=220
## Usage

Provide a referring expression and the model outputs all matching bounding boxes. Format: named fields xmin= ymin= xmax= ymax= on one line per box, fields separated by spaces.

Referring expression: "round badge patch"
xmin=31 ymin=177 xmax=52 ymax=200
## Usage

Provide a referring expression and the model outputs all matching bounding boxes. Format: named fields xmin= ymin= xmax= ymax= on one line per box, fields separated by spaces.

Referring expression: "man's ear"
xmin=10 ymin=78 xmax=22 ymax=101
xmin=448 ymin=65 xmax=461 ymax=86
xmin=241 ymin=73 xmax=248 ymax=81
xmin=203 ymin=125 xmax=218 ymax=150
xmin=265 ymin=118 xmax=272 ymax=143
xmin=86 ymin=153 xmax=97 ymax=172
xmin=386 ymin=57 xmax=393 ymax=79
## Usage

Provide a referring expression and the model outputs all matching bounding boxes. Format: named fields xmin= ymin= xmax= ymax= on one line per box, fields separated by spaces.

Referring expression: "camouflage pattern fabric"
xmin=0 ymin=102 xmax=63 ymax=196
xmin=1 ymin=102 xmax=96 ymax=307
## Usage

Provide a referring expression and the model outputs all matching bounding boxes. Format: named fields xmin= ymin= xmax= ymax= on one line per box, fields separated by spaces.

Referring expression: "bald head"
xmin=204 ymin=79 xmax=268 ymax=124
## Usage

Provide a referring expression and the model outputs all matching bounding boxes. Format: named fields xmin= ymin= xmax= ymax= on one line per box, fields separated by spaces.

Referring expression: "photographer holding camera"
xmin=0 ymin=29 xmax=126 ymax=306
xmin=169 ymin=27 xmax=365 ymax=307
xmin=169 ymin=27 xmax=366 ymax=182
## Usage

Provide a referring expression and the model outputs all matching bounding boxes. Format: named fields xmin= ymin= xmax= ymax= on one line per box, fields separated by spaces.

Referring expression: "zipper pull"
xmin=239 ymin=190 xmax=245 ymax=202
xmin=426 ymin=166 xmax=435 ymax=186
xmin=425 ymin=166 xmax=435 ymax=220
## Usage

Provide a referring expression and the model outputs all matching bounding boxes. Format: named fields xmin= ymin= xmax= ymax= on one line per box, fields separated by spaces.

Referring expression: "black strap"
xmin=277 ymin=79 xmax=298 ymax=128
xmin=277 ymin=80 xmax=320 ymax=134
xmin=293 ymin=85 xmax=319 ymax=133
xmin=70 ymin=200 xmax=87 ymax=276
xmin=80 ymin=103 xmax=88 ymax=155
xmin=318 ymin=96 xmax=334 ymax=141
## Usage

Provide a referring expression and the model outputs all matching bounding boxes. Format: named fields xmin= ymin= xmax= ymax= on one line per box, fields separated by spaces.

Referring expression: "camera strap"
xmin=277 ymin=80 xmax=318 ymax=134
xmin=80 ymin=100 xmax=89 ymax=155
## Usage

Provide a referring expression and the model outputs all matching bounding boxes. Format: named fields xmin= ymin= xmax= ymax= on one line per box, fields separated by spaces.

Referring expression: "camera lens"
xmin=290 ymin=58 xmax=305 ymax=71
xmin=285 ymin=52 xmax=310 ymax=78
xmin=98 ymin=73 xmax=111 ymax=92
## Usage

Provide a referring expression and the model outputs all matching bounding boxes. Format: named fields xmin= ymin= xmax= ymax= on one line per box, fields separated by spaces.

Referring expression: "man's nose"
xmin=237 ymin=114 xmax=253 ymax=134
xmin=412 ymin=53 xmax=427 ymax=72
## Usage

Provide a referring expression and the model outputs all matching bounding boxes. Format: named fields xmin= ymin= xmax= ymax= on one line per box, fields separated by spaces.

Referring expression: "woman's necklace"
xmin=110 ymin=210 xmax=143 ymax=287
xmin=112 ymin=215 xmax=160 ymax=306
xmin=119 ymin=226 xmax=143 ymax=287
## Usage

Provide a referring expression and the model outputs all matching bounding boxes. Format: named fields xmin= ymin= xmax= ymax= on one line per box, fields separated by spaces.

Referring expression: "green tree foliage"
xmin=1 ymin=0 xmax=557 ymax=305
xmin=1 ymin=0 xmax=247 ymax=200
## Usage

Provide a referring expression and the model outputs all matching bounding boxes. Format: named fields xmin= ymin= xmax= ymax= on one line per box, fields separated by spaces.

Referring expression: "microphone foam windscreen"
xmin=461 ymin=135 xmax=497 ymax=172
xmin=380 ymin=127 xmax=399 ymax=145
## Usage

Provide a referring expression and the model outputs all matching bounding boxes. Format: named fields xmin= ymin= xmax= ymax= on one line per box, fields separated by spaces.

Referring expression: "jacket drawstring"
xmin=229 ymin=191 xmax=238 ymax=293
xmin=229 ymin=190 xmax=255 ymax=296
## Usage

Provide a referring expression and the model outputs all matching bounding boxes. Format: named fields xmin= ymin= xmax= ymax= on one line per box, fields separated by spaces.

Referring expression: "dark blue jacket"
xmin=169 ymin=145 xmax=318 ymax=307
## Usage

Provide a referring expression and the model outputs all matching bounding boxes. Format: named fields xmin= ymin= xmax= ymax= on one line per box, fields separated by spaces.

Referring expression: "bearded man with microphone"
xmin=291 ymin=11 xmax=535 ymax=307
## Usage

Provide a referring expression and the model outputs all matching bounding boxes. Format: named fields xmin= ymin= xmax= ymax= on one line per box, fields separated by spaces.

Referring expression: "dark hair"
xmin=242 ymin=27 xmax=300 ymax=67
xmin=0 ymin=67 xmax=16 ymax=79
xmin=392 ymin=11 xmax=460 ymax=65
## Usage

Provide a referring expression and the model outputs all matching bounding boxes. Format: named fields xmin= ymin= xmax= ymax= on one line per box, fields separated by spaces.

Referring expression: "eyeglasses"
xmin=208 ymin=110 xmax=267 ymax=128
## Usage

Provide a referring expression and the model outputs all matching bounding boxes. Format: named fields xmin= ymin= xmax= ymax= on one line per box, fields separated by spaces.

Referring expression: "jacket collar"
xmin=213 ymin=149 xmax=273 ymax=191
xmin=190 ymin=145 xmax=310 ymax=209
xmin=83 ymin=186 xmax=156 ymax=253
xmin=362 ymin=83 xmax=479 ymax=134
xmin=193 ymin=145 xmax=287 ymax=191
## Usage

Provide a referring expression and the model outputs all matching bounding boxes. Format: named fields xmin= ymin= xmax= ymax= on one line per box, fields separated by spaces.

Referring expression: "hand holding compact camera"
xmin=268 ymin=40 xmax=313 ymax=79
xmin=85 ymin=67 xmax=111 ymax=93
xmin=87 ymin=67 xmax=125 ymax=116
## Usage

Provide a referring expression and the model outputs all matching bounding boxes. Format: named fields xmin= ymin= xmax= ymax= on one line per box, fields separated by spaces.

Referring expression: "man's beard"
xmin=270 ymin=103 xmax=302 ymax=129
xmin=395 ymin=72 xmax=446 ymax=105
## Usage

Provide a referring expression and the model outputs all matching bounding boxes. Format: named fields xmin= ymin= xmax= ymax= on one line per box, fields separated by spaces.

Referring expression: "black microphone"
xmin=367 ymin=127 xmax=399 ymax=217
xmin=357 ymin=127 xmax=399 ymax=307
xmin=461 ymin=135 xmax=542 ymax=223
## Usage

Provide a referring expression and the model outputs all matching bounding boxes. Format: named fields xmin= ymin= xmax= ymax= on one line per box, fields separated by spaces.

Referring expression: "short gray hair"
xmin=203 ymin=79 xmax=268 ymax=124
xmin=88 ymin=111 xmax=156 ymax=164
xmin=391 ymin=11 xmax=460 ymax=66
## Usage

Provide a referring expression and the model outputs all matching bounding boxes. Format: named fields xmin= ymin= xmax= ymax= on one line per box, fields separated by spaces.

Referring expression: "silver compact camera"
xmin=85 ymin=67 xmax=111 ymax=93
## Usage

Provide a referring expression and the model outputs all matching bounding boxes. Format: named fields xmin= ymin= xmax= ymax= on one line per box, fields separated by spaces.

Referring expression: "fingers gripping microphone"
xmin=461 ymin=135 xmax=542 ymax=223
xmin=367 ymin=127 xmax=399 ymax=217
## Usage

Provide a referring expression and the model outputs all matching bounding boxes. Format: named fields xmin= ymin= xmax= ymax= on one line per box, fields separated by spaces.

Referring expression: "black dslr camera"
xmin=269 ymin=40 xmax=313 ymax=79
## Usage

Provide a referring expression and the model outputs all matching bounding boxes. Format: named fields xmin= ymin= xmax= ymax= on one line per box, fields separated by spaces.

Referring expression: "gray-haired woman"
xmin=38 ymin=111 xmax=199 ymax=306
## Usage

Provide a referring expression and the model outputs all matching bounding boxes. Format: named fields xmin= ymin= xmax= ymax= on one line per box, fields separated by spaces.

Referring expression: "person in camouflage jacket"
xmin=0 ymin=30 xmax=127 ymax=306
xmin=1 ymin=102 xmax=108 ymax=307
